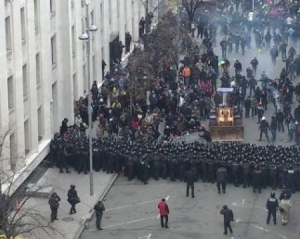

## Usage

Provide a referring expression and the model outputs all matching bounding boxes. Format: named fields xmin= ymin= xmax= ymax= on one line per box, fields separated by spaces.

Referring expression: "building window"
xmin=82 ymin=18 xmax=86 ymax=33
xmin=7 ymin=76 xmax=14 ymax=111
xmin=93 ymin=55 xmax=96 ymax=80
xmin=34 ymin=0 xmax=39 ymax=32
xmin=24 ymin=120 xmax=30 ymax=155
xmin=20 ymin=8 xmax=26 ymax=44
xmin=100 ymin=3 xmax=103 ymax=32
xmin=5 ymin=17 xmax=12 ymax=52
xmin=50 ymin=0 xmax=55 ymax=14
xmin=36 ymin=53 xmax=41 ymax=87
xmin=109 ymin=0 xmax=112 ymax=24
xmin=22 ymin=64 xmax=28 ymax=100
xmin=38 ymin=107 xmax=43 ymax=142
xmin=117 ymin=0 xmax=120 ymax=18
xmin=10 ymin=133 xmax=17 ymax=170
xmin=83 ymin=64 xmax=87 ymax=91
xmin=91 ymin=11 xmax=94 ymax=25
xmin=51 ymin=36 xmax=57 ymax=66
xmin=73 ymin=74 xmax=77 ymax=100
xmin=72 ymin=26 xmax=76 ymax=57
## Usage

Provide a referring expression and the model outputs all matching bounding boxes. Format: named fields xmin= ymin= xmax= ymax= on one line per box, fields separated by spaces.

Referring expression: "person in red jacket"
xmin=158 ymin=198 xmax=169 ymax=228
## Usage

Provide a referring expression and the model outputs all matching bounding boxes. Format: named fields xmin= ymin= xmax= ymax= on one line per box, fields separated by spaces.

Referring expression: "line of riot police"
xmin=50 ymin=135 xmax=300 ymax=193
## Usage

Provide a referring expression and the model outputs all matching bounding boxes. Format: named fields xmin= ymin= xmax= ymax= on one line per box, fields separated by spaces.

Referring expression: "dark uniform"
xmin=185 ymin=170 xmax=195 ymax=198
xmin=266 ymin=192 xmax=279 ymax=225
xmin=216 ymin=166 xmax=227 ymax=194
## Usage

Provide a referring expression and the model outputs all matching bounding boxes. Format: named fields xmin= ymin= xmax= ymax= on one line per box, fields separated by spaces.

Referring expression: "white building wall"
xmin=0 ymin=0 xmax=145 ymax=191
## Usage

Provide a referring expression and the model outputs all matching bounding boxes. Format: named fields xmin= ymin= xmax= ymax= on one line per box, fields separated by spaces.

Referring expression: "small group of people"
xmin=48 ymin=185 xmax=106 ymax=231
xmin=48 ymin=185 xmax=80 ymax=222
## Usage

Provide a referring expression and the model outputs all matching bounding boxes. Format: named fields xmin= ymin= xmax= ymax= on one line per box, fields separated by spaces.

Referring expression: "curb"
xmin=73 ymin=173 xmax=119 ymax=239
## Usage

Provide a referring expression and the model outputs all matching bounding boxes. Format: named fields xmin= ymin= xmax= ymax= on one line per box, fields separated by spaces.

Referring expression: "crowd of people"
xmin=49 ymin=0 xmax=300 ymax=201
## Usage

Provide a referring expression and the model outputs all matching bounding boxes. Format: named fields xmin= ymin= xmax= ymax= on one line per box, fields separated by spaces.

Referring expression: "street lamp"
xmin=78 ymin=0 xmax=98 ymax=196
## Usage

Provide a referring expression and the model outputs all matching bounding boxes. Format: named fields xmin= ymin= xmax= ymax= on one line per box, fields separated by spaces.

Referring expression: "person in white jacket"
xmin=279 ymin=194 xmax=291 ymax=225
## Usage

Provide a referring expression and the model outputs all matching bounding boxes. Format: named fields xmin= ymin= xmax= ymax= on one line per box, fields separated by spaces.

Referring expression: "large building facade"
xmin=0 ymin=0 xmax=145 ymax=192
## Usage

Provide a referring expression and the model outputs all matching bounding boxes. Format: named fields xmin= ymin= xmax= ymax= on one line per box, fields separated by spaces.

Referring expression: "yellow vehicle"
xmin=209 ymin=88 xmax=244 ymax=141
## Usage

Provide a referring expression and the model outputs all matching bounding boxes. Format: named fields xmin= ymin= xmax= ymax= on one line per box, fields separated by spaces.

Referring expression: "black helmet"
xmin=270 ymin=192 xmax=275 ymax=198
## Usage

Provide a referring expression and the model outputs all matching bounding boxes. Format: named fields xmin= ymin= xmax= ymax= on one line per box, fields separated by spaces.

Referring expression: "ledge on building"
xmin=2 ymin=139 xmax=51 ymax=196
xmin=97 ymin=45 xmax=138 ymax=89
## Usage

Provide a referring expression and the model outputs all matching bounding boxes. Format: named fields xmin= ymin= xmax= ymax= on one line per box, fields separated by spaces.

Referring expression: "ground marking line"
xmin=106 ymin=199 xmax=159 ymax=211
xmin=157 ymin=196 xmax=170 ymax=219
xmin=251 ymin=224 xmax=287 ymax=239
xmin=88 ymin=216 xmax=158 ymax=231
xmin=139 ymin=234 xmax=152 ymax=239
xmin=107 ymin=196 xmax=170 ymax=212
xmin=232 ymin=202 xmax=267 ymax=211
xmin=242 ymin=199 xmax=245 ymax=205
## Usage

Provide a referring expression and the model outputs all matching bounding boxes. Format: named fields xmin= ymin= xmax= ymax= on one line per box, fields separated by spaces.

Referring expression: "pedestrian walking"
xmin=216 ymin=165 xmax=227 ymax=194
xmin=266 ymin=192 xmax=279 ymax=225
xmin=94 ymin=200 xmax=105 ymax=230
xmin=48 ymin=192 xmax=61 ymax=222
xmin=158 ymin=198 xmax=169 ymax=229
xmin=220 ymin=205 xmax=234 ymax=235
xmin=67 ymin=185 xmax=80 ymax=214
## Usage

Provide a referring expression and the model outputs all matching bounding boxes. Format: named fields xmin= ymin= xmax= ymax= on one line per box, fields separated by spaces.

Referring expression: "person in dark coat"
xmin=185 ymin=170 xmax=195 ymax=198
xmin=266 ymin=192 xmax=279 ymax=225
xmin=220 ymin=205 xmax=234 ymax=235
xmin=216 ymin=165 xmax=228 ymax=194
xmin=60 ymin=118 xmax=69 ymax=136
xmin=94 ymin=200 xmax=105 ymax=230
xmin=48 ymin=192 xmax=61 ymax=222
xmin=67 ymin=185 xmax=80 ymax=214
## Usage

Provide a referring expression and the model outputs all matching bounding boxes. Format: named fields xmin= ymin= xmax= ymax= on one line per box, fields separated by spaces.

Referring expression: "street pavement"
xmin=22 ymin=168 xmax=117 ymax=239
xmin=80 ymin=176 xmax=300 ymax=239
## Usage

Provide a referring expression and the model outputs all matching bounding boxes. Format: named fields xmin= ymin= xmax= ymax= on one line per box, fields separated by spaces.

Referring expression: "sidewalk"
xmin=22 ymin=169 xmax=117 ymax=239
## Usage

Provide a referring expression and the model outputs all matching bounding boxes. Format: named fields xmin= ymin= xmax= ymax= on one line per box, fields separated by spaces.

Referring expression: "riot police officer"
xmin=266 ymin=192 xmax=279 ymax=225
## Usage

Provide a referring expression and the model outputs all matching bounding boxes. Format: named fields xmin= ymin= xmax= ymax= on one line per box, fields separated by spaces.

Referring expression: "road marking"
xmin=253 ymin=225 xmax=269 ymax=232
xmin=106 ymin=199 xmax=160 ymax=211
xmin=242 ymin=199 xmax=245 ymax=205
xmin=107 ymin=196 xmax=170 ymax=212
xmin=139 ymin=234 xmax=152 ymax=239
xmin=232 ymin=202 xmax=267 ymax=211
xmin=251 ymin=224 xmax=288 ymax=238
xmin=157 ymin=196 xmax=170 ymax=219
xmin=86 ymin=216 xmax=158 ymax=231
xmin=236 ymin=218 xmax=241 ymax=223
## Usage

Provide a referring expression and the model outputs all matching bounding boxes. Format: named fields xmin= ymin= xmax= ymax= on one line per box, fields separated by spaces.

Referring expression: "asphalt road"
xmin=81 ymin=177 xmax=300 ymax=239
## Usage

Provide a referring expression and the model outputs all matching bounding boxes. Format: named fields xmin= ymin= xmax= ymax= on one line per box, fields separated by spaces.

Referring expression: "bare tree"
xmin=181 ymin=0 xmax=220 ymax=28
xmin=0 ymin=126 xmax=62 ymax=239
xmin=127 ymin=49 xmax=156 ymax=115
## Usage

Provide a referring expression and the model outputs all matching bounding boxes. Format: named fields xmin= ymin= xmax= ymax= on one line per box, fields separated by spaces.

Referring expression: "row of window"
xmin=9 ymin=106 xmax=43 ymax=159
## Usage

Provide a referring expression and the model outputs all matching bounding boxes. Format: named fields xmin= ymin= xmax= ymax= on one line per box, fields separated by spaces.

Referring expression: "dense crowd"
xmin=49 ymin=0 xmax=300 ymax=195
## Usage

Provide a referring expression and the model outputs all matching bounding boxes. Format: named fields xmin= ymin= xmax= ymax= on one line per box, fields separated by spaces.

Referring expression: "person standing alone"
xmin=185 ymin=170 xmax=195 ymax=198
xmin=94 ymin=200 xmax=105 ymax=230
xmin=48 ymin=192 xmax=61 ymax=222
xmin=216 ymin=165 xmax=228 ymax=194
xmin=158 ymin=198 xmax=169 ymax=229
xmin=266 ymin=192 xmax=279 ymax=225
